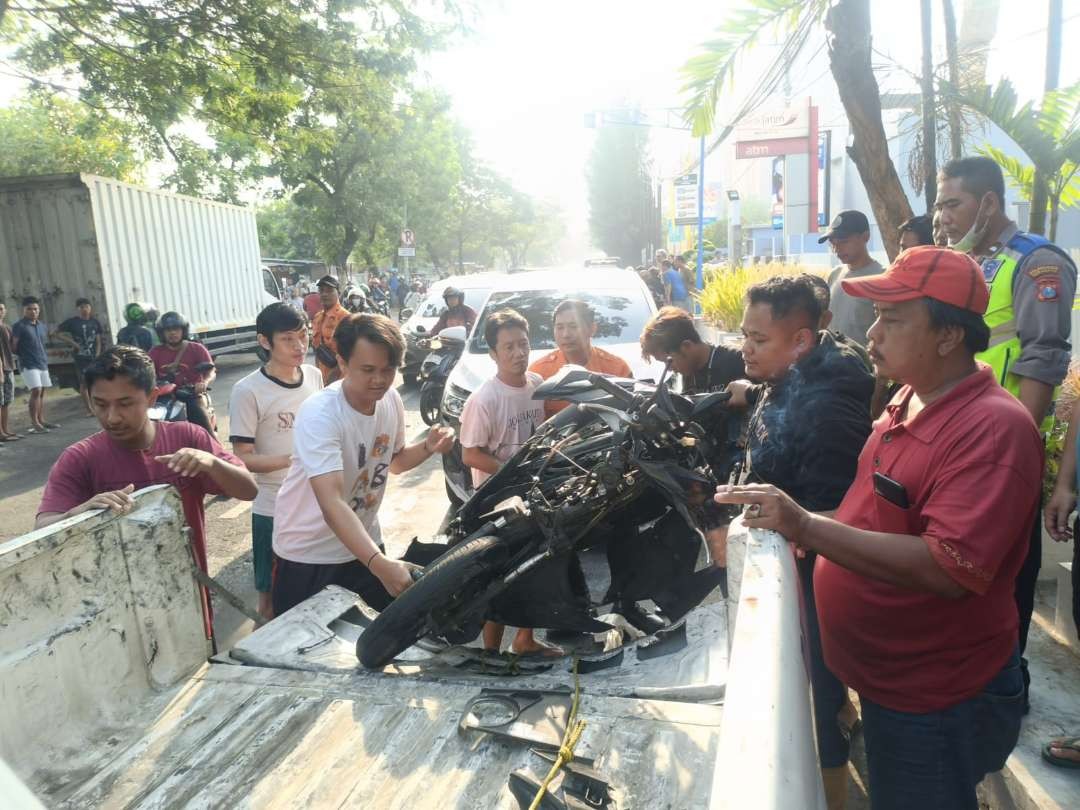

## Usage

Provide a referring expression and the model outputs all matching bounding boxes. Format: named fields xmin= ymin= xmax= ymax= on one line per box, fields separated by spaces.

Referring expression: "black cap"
xmin=817 ymin=210 xmax=870 ymax=243
xmin=316 ymin=275 xmax=340 ymax=289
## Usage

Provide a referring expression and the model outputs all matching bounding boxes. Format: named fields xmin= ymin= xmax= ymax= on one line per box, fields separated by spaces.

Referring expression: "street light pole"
xmin=696 ymin=134 xmax=706 ymax=302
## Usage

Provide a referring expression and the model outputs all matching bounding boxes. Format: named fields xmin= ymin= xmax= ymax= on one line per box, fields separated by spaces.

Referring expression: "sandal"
xmin=509 ymin=641 xmax=565 ymax=659
xmin=42 ymin=422 xmax=61 ymax=429
xmin=0 ymin=434 xmax=20 ymax=441
xmin=1042 ymin=736 xmax=1080 ymax=770
xmin=26 ymin=427 xmax=48 ymax=435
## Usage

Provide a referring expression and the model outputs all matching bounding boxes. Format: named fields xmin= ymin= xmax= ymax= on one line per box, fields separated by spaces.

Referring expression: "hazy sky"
xmin=423 ymin=0 xmax=1078 ymax=252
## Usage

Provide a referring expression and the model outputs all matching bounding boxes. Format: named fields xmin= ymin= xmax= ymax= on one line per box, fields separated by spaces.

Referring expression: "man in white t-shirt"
xmin=460 ymin=308 xmax=559 ymax=657
xmin=229 ymin=303 xmax=323 ymax=620
xmin=272 ymin=313 xmax=454 ymax=616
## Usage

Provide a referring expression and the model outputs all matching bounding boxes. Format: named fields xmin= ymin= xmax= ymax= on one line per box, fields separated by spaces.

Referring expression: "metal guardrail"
xmin=709 ymin=516 xmax=826 ymax=810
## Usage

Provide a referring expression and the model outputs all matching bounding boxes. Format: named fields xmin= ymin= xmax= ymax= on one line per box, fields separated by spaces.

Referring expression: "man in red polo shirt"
xmin=716 ymin=246 xmax=1042 ymax=810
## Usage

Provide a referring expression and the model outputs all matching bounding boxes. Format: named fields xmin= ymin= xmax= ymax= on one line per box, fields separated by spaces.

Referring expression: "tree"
xmin=256 ymin=198 xmax=319 ymax=260
xmin=586 ymin=124 xmax=655 ymax=264
xmin=681 ymin=0 xmax=913 ymax=260
xmin=2 ymin=0 xmax=458 ymax=193
xmin=953 ymin=79 xmax=1080 ymax=241
xmin=0 ymin=93 xmax=145 ymax=179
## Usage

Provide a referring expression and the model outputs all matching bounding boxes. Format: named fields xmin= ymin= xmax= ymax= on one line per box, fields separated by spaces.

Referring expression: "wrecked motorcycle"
xmin=357 ymin=363 xmax=737 ymax=669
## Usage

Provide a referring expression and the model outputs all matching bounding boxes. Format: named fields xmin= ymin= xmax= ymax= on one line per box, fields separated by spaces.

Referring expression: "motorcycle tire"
xmin=419 ymin=384 xmax=442 ymax=426
xmin=357 ymin=534 xmax=510 ymax=669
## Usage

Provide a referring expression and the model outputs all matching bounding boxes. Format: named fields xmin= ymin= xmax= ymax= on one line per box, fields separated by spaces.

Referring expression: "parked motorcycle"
xmin=357 ymin=362 xmax=737 ymax=669
xmin=150 ymin=361 xmax=218 ymax=433
xmin=418 ymin=325 xmax=466 ymax=426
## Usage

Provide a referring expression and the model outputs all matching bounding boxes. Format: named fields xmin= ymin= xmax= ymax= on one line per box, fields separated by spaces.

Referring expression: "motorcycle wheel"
xmin=357 ymin=534 xmax=510 ymax=669
xmin=419 ymin=384 xmax=442 ymax=426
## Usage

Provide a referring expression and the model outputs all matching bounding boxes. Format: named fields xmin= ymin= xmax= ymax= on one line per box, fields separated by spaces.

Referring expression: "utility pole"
xmin=920 ymin=0 xmax=937 ymax=211
xmin=1046 ymin=0 xmax=1062 ymax=92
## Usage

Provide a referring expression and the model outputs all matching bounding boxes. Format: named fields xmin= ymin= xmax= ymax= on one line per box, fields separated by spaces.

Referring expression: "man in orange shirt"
xmin=312 ymin=275 xmax=350 ymax=384
xmin=530 ymin=299 xmax=632 ymax=418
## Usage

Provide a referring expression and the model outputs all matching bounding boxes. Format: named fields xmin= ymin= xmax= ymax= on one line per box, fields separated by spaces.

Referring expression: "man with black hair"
xmin=11 ymin=296 xmax=57 ymax=434
xmin=460 ymin=309 xmax=556 ymax=656
xmin=229 ymin=303 xmax=323 ymax=620
xmin=530 ymin=299 xmax=631 ymax=417
xmin=718 ymin=247 xmax=1042 ymax=809
xmin=312 ymin=275 xmax=350 ymax=385
xmin=640 ymin=306 xmax=744 ymax=394
xmin=938 ymin=155 xmax=1077 ymax=708
xmin=728 ymin=273 xmax=874 ymax=808
xmin=35 ymin=345 xmax=257 ymax=636
xmin=57 ymin=297 xmax=105 ymax=416
xmin=272 ymin=313 xmax=455 ymax=616
xmin=822 ymin=209 xmax=881 ymax=347
xmin=898 ymin=214 xmax=934 ymax=250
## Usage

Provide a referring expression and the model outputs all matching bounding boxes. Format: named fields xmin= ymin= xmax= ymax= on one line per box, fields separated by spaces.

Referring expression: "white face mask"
xmin=948 ymin=192 xmax=996 ymax=254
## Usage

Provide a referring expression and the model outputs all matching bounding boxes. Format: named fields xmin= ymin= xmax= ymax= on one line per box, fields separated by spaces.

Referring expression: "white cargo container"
xmin=0 ymin=173 xmax=280 ymax=383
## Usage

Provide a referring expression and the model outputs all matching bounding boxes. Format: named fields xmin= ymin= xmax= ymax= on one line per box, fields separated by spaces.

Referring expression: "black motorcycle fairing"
xmin=604 ymin=503 xmax=701 ymax=606
xmin=487 ymin=551 xmax=610 ymax=634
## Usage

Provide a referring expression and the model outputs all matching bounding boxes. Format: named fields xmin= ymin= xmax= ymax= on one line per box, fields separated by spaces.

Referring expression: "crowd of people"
xmin=7 ymin=154 xmax=1080 ymax=808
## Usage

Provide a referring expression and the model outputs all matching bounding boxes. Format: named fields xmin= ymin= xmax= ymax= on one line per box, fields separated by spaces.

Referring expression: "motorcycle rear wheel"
xmin=419 ymin=384 xmax=442 ymax=426
xmin=357 ymin=534 xmax=510 ymax=669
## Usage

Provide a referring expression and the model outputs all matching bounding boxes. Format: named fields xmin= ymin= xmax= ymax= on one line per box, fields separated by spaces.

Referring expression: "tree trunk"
xmin=1048 ymin=193 xmax=1060 ymax=242
xmin=825 ymin=0 xmax=914 ymax=261
xmin=920 ymin=0 xmax=937 ymax=211
xmin=942 ymin=0 xmax=963 ymax=159
xmin=1031 ymin=0 xmax=1064 ymax=237
xmin=335 ymin=222 xmax=359 ymax=270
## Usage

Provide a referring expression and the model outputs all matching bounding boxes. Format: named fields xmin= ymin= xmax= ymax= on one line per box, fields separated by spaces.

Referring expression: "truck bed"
xmin=37 ymin=662 xmax=722 ymax=809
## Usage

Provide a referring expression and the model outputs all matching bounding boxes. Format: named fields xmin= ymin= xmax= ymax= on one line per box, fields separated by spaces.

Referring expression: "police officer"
xmin=937 ymin=156 xmax=1078 ymax=710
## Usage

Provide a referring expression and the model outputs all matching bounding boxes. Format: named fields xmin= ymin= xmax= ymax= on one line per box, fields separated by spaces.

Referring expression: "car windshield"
xmin=470 ymin=288 xmax=652 ymax=353
xmin=418 ymin=287 xmax=490 ymax=318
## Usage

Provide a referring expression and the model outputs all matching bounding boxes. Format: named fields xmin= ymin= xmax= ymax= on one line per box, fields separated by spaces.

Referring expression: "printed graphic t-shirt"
xmin=273 ymin=383 xmax=406 ymax=564
xmin=229 ymin=364 xmax=323 ymax=516
xmin=459 ymin=372 xmax=545 ymax=488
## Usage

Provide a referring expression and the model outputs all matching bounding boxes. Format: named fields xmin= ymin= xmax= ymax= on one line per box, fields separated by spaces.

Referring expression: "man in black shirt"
xmin=57 ymin=297 xmax=105 ymax=415
xmin=639 ymin=306 xmax=744 ymax=394
xmin=729 ymin=275 xmax=873 ymax=809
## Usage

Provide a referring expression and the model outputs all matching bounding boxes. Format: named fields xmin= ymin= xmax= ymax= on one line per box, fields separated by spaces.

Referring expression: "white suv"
xmin=440 ymin=268 xmax=663 ymax=503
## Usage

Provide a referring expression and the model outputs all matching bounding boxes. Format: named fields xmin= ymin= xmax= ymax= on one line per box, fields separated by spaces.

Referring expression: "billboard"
xmin=734 ymin=101 xmax=810 ymax=142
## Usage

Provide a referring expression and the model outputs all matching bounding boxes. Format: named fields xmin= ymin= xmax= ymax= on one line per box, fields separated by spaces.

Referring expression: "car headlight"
xmin=441 ymin=383 xmax=469 ymax=420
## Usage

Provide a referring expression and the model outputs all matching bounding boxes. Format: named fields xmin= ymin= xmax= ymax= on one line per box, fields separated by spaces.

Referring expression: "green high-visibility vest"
xmin=974 ymin=231 xmax=1074 ymax=432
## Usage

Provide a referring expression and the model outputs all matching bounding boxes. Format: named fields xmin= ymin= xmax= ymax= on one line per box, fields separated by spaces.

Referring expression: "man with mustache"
xmin=717 ymin=247 xmax=1042 ymax=810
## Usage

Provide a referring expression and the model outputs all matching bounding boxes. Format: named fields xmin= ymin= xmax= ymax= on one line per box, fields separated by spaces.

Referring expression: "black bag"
xmin=314 ymin=344 xmax=337 ymax=368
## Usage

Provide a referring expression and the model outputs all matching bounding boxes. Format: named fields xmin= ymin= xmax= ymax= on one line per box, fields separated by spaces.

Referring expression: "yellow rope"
xmin=528 ymin=658 xmax=587 ymax=810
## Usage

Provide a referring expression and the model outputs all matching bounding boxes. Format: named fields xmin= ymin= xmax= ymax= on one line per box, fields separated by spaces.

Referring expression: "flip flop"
xmin=42 ymin=422 xmax=61 ymax=429
xmin=1042 ymin=736 xmax=1080 ymax=770
xmin=509 ymin=643 xmax=565 ymax=659
xmin=26 ymin=427 xmax=48 ymax=435
xmin=0 ymin=434 xmax=20 ymax=441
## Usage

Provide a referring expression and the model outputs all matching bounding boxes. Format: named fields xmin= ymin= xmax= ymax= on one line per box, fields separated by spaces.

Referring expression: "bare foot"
xmin=1047 ymin=737 xmax=1080 ymax=764
xmin=510 ymin=630 xmax=564 ymax=658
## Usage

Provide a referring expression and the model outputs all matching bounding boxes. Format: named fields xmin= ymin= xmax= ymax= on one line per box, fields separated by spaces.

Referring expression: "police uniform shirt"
xmin=977 ymin=222 xmax=1077 ymax=388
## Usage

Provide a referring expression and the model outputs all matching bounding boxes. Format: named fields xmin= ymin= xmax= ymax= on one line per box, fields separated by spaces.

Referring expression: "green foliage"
xmin=256 ymin=198 xmax=319 ymax=260
xmin=0 ymin=93 xmax=145 ymax=180
xmin=586 ymin=125 xmax=655 ymax=265
xmin=951 ymin=79 xmax=1080 ymax=238
xmin=680 ymin=0 xmax=828 ymax=136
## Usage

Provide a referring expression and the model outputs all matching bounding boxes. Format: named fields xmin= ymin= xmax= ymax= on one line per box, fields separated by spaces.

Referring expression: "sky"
xmin=421 ymin=0 xmax=1079 ymax=256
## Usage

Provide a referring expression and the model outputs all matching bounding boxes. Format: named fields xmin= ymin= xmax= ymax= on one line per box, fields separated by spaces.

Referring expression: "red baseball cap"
xmin=841 ymin=245 xmax=990 ymax=314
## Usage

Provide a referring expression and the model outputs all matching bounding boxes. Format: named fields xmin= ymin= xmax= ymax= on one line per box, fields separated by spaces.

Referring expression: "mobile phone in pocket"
xmin=873 ymin=472 xmax=910 ymax=509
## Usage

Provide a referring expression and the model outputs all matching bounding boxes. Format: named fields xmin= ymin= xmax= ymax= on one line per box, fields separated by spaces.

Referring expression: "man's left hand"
xmin=156 ymin=448 xmax=216 ymax=477
xmin=425 ymin=425 xmax=455 ymax=455
xmin=714 ymin=483 xmax=811 ymax=539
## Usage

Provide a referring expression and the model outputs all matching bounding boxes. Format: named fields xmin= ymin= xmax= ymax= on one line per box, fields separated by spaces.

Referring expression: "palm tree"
xmin=681 ymin=0 xmax=913 ymax=260
xmin=953 ymin=79 xmax=1080 ymax=240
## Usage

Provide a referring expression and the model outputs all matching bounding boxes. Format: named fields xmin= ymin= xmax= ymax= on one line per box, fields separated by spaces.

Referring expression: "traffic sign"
xmin=397 ymin=246 xmax=416 ymax=257
xmin=400 ymin=228 xmax=415 ymax=247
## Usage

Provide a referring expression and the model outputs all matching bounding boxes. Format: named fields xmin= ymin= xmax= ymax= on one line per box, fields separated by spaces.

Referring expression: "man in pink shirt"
xmin=37 ymin=346 xmax=257 ymax=635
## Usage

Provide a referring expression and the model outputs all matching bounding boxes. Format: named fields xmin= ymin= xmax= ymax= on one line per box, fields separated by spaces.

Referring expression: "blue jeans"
xmin=860 ymin=647 xmax=1024 ymax=810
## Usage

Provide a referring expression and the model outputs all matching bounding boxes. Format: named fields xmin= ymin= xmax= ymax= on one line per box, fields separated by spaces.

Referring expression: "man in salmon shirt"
xmin=312 ymin=275 xmax=350 ymax=384
xmin=529 ymin=299 xmax=632 ymax=418
xmin=716 ymin=246 xmax=1042 ymax=810
xmin=36 ymin=346 xmax=258 ymax=637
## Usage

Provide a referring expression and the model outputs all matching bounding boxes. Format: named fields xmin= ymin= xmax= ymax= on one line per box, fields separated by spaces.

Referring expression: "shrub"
xmin=696 ymin=262 xmax=823 ymax=331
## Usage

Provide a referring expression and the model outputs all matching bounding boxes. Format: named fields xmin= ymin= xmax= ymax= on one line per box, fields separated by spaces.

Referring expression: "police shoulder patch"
xmin=1037 ymin=276 xmax=1061 ymax=302
xmin=1027 ymin=264 xmax=1061 ymax=280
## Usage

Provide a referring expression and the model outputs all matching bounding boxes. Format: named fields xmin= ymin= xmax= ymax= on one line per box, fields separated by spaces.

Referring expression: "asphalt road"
xmin=0 ymin=351 xmax=454 ymax=650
